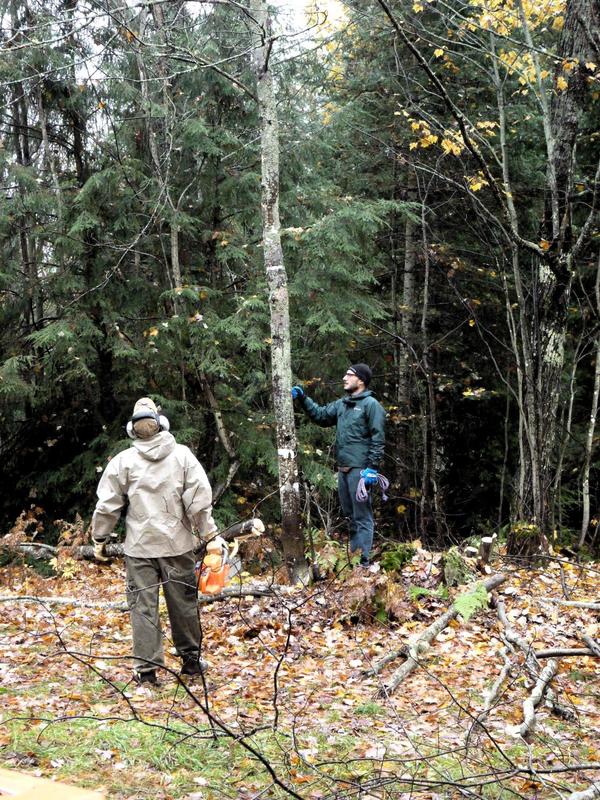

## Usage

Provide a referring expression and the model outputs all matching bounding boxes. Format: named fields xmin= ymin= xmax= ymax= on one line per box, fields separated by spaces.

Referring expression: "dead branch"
xmin=535 ymin=648 xmax=599 ymax=658
xmin=569 ymin=782 xmax=600 ymax=800
xmin=497 ymin=599 xmax=539 ymax=675
xmin=464 ymin=644 xmax=514 ymax=747
xmin=479 ymin=646 xmax=513 ymax=721
xmin=362 ymin=644 xmax=409 ymax=677
xmin=498 ymin=598 xmax=577 ymax=725
xmin=508 ymin=658 xmax=558 ymax=738
xmin=544 ymin=685 xmax=579 ymax=723
xmin=0 ymin=595 xmax=128 ymax=610
xmin=372 ymin=574 xmax=506 ymax=695
xmin=0 ymin=583 xmax=280 ymax=610
xmin=9 ymin=520 xmax=265 ymax=562
xmin=542 ymin=599 xmax=600 ymax=610
xmin=582 ymin=635 xmax=600 ymax=657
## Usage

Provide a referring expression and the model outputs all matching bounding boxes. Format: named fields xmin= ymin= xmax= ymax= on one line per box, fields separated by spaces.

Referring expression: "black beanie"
xmin=348 ymin=363 xmax=372 ymax=386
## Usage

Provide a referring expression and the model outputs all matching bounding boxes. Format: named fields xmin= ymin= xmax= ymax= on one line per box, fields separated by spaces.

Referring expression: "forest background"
xmin=1 ymin=0 xmax=599 ymax=563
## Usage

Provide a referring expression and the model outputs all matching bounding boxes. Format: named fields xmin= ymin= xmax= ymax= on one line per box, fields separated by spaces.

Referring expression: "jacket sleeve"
xmin=300 ymin=395 xmax=339 ymax=427
xmin=366 ymin=400 xmax=386 ymax=469
xmin=92 ymin=457 xmax=126 ymax=541
xmin=182 ymin=449 xmax=218 ymax=539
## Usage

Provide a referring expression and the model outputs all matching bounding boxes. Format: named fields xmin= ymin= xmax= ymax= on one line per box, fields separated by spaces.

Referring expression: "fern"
xmin=454 ymin=583 xmax=490 ymax=622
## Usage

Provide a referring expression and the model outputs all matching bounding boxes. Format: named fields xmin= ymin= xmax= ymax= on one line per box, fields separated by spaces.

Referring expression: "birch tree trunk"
xmin=579 ymin=254 xmax=600 ymax=548
xmin=251 ymin=0 xmax=306 ymax=583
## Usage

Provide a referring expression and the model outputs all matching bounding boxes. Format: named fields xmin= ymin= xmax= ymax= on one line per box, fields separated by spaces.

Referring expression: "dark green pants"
xmin=125 ymin=551 xmax=200 ymax=674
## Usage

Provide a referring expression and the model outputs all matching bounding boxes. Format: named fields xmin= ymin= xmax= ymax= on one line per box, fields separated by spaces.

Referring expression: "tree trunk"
xmin=579 ymin=254 xmax=600 ymax=547
xmin=394 ymin=167 xmax=417 ymax=507
xmin=251 ymin=0 xmax=306 ymax=583
xmin=508 ymin=0 xmax=595 ymax=555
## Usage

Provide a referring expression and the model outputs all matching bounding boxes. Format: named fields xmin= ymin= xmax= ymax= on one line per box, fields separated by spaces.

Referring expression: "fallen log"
xmin=0 ymin=583 xmax=280 ymax=611
xmin=498 ymin=599 xmax=576 ymax=723
xmin=508 ymin=658 xmax=558 ymax=738
xmin=535 ymin=648 xmax=599 ymax=659
xmin=371 ymin=574 xmax=506 ymax=695
xmin=542 ymin=599 xmax=600 ymax=611
xmin=0 ymin=595 xmax=128 ymax=611
xmin=473 ymin=646 xmax=512 ymax=729
xmin=582 ymin=635 xmax=600 ymax=658
xmin=362 ymin=644 xmax=410 ymax=677
xmin=9 ymin=519 xmax=265 ymax=562
xmin=497 ymin=599 xmax=539 ymax=676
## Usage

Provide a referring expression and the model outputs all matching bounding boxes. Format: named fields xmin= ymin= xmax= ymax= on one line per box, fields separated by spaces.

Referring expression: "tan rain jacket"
xmin=92 ymin=431 xmax=217 ymax=558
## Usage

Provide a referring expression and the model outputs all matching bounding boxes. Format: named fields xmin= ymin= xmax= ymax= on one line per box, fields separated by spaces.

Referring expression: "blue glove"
xmin=291 ymin=385 xmax=305 ymax=400
xmin=360 ymin=468 xmax=378 ymax=486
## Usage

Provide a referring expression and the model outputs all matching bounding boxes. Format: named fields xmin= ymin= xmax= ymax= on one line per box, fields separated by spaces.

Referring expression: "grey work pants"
xmin=337 ymin=468 xmax=374 ymax=565
xmin=125 ymin=551 xmax=200 ymax=674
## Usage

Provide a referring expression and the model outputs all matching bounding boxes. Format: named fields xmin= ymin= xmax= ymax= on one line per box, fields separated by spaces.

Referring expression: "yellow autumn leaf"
xmin=420 ymin=134 xmax=438 ymax=148
xmin=469 ymin=319 xmax=476 ymax=327
xmin=396 ymin=504 xmax=407 ymax=515
xmin=556 ymin=75 xmax=568 ymax=91
xmin=539 ymin=239 xmax=551 ymax=251
xmin=586 ymin=62 xmax=597 ymax=72
xmin=412 ymin=1 xmax=424 ymax=10
xmin=409 ymin=141 xmax=418 ymax=150
xmin=434 ymin=48 xmax=444 ymax=58
xmin=441 ymin=138 xmax=462 ymax=156
xmin=467 ymin=172 xmax=488 ymax=192
xmin=147 ymin=327 xmax=159 ymax=337
xmin=411 ymin=121 xmax=421 ymax=131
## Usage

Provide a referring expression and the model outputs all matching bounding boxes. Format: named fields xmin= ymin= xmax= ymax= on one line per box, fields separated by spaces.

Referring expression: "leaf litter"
xmin=0 ymin=548 xmax=598 ymax=799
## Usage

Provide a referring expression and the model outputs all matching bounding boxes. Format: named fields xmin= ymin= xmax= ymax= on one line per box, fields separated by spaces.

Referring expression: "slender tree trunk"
xmin=579 ymin=254 xmax=600 ymax=548
xmin=419 ymin=200 xmax=444 ymax=542
xmin=397 ymin=167 xmax=417 ymax=481
xmin=251 ymin=0 xmax=306 ymax=583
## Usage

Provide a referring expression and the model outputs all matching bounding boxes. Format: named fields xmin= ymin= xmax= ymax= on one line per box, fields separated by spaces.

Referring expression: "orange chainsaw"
xmin=196 ymin=518 xmax=265 ymax=595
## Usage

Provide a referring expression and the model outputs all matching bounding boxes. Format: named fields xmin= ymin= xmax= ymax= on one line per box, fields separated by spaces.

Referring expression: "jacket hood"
xmin=343 ymin=390 xmax=374 ymax=403
xmin=132 ymin=430 xmax=177 ymax=461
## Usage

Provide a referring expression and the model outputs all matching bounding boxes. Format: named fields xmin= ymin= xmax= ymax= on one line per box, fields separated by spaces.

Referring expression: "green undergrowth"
xmin=1 ymin=711 xmax=593 ymax=799
xmin=0 ymin=717 xmax=371 ymax=798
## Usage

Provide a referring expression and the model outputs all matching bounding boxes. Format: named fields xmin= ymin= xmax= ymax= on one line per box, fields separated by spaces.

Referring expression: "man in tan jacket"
xmin=91 ymin=397 xmax=223 ymax=685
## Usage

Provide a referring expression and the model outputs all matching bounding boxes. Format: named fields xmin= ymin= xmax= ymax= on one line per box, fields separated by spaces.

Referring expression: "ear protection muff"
xmin=126 ymin=410 xmax=170 ymax=439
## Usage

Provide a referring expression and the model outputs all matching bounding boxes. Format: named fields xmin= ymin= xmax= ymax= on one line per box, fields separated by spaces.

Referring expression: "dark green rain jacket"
xmin=299 ymin=390 xmax=386 ymax=469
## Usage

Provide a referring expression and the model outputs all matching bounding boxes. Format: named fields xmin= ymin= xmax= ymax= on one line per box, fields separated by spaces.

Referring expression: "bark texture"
xmin=251 ymin=0 xmax=306 ymax=584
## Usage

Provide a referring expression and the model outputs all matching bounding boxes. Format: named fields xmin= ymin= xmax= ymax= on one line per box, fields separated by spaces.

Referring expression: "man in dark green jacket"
xmin=292 ymin=363 xmax=386 ymax=566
